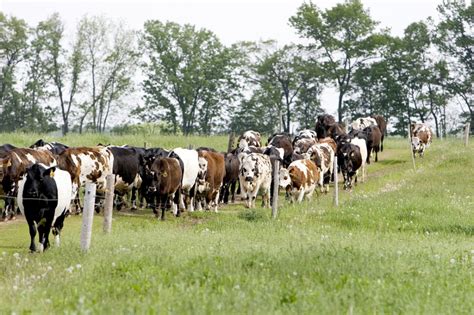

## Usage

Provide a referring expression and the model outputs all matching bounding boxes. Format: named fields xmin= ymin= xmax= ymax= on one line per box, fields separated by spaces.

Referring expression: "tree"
xmin=75 ymin=15 xmax=138 ymax=133
xmin=290 ymin=0 xmax=387 ymax=122
xmin=139 ymin=21 xmax=239 ymax=135
xmin=434 ymin=0 xmax=473 ymax=133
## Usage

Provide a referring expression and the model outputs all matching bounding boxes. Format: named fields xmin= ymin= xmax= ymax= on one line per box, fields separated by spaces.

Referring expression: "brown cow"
xmin=267 ymin=133 xmax=293 ymax=168
xmin=220 ymin=152 xmax=239 ymax=204
xmin=411 ymin=123 xmax=433 ymax=157
xmin=372 ymin=115 xmax=387 ymax=152
xmin=196 ymin=150 xmax=225 ymax=212
xmin=363 ymin=125 xmax=382 ymax=163
xmin=56 ymin=147 xmax=114 ymax=213
xmin=278 ymin=159 xmax=320 ymax=203
xmin=147 ymin=157 xmax=182 ymax=220
xmin=0 ymin=149 xmax=56 ymax=220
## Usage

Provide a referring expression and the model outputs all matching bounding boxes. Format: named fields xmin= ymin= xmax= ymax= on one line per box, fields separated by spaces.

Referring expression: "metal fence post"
xmin=333 ymin=157 xmax=338 ymax=207
xmin=408 ymin=123 xmax=416 ymax=171
xmin=271 ymin=160 xmax=280 ymax=219
xmin=103 ymin=175 xmax=115 ymax=233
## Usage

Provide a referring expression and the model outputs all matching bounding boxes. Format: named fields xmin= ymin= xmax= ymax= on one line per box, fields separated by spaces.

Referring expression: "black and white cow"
xmin=17 ymin=164 xmax=73 ymax=252
xmin=238 ymin=153 xmax=272 ymax=208
xmin=30 ymin=139 xmax=69 ymax=155
xmin=337 ymin=143 xmax=362 ymax=191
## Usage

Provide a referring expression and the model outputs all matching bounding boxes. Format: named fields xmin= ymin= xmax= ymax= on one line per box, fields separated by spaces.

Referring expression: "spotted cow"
xmin=279 ymin=159 xmax=319 ymax=203
xmin=238 ymin=153 xmax=272 ymax=208
xmin=411 ymin=123 xmax=433 ymax=157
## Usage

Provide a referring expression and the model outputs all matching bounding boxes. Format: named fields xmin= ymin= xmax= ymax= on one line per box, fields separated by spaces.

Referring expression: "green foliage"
xmin=140 ymin=21 xmax=240 ymax=135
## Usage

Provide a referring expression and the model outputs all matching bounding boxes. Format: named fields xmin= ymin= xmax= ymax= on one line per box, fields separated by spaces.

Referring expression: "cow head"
xmin=197 ymin=157 xmax=208 ymax=183
xmin=24 ymin=164 xmax=56 ymax=199
xmin=279 ymin=168 xmax=291 ymax=188
xmin=240 ymin=155 xmax=260 ymax=182
xmin=411 ymin=136 xmax=421 ymax=152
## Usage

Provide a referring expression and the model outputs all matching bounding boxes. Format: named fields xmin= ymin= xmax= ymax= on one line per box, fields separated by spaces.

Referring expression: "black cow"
xmin=337 ymin=143 xmax=362 ymax=191
xmin=17 ymin=164 xmax=73 ymax=252
xmin=30 ymin=139 xmax=69 ymax=155
xmin=219 ymin=152 xmax=239 ymax=204
xmin=267 ymin=133 xmax=294 ymax=168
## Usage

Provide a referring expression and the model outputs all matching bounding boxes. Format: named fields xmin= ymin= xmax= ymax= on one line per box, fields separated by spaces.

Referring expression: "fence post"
xmin=271 ymin=160 xmax=280 ymax=219
xmin=333 ymin=156 xmax=338 ymax=207
xmin=227 ymin=132 xmax=235 ymax=153
xmin=188 ymin=144 xmax=193 ymax=150
xmin=144 ymin=142 xmax=147 ymax=149
xmin=103 ymin=175 xmax=115 ymax=233
xmin=465 ymin=123 xmax=470 ymax=147
xmin=80 ymin=182 xmax=96 ymax=251
xmin=408 ymin=123 xmax=416 ymax=171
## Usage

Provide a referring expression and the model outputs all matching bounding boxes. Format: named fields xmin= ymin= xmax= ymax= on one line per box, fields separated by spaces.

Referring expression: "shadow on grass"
xmin=423 ymin=224 xmax=474 ymax=236
xmin=377 ymin=159 xmax=405 ymax=166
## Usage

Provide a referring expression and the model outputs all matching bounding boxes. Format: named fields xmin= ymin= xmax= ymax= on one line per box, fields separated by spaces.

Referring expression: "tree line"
xmin=0 ymin=0 xmax=472 ymax=136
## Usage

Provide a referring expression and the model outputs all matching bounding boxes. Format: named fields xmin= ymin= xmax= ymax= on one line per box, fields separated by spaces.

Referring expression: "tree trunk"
xmin=337 ymin=90 xmax=344 ymax=122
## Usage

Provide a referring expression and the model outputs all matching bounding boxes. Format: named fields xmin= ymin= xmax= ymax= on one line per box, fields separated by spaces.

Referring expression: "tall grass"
xmin=0 ymin=136 xmax=472 ymax=314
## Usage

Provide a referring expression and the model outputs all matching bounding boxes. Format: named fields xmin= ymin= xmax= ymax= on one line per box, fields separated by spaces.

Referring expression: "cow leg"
xmin=230 ymin=181 xmax=237 ymax=203
xmin=52 ymin=211 xmax=67 ymax=247
xmin=160 ymin=196 xmax=167 ymax=221
xmin=172 ymin=192 xmax=180 ymax=217
xmin=27 ymin=219 xmax=37 ymax=252
xmin=213 ymin=190 xmax=220 ymax=213
xmin=297 ymin=188 xmax=305 ymax=203
xmin=375 ymin=148 xmax=379 ymax=162
xmin=131 ymin=187 xmax=138 ymax=210
xmin=319 ymin=171 xmax=325 ymax=193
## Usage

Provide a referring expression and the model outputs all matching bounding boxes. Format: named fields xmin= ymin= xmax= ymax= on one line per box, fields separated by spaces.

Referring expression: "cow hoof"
xmin=38 ymin=244 xmax=44 ymax=253
xmin=9 ymin=215 xmax=16 ymax=221
xmin=131 ymin=206 xmax=137 ymax=211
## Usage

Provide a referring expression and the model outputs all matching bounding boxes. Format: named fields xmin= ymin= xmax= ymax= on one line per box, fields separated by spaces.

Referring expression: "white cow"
xmin=169 ymin=148 xmax=199 ymax=212
xmin=238 ymin=153 xmax=272 ymax=208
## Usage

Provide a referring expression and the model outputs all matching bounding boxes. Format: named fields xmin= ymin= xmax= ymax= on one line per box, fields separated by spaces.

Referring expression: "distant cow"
xmin=292 ymin=129 xmax=317 ymax=144
xmin=363 ymin=125 xmax=382 ymax=163
xmin=169 ymin=148 xmax=199 ymax=212
xmin=346 ymin=132 xmax=368 ymax=183
xmin=30 ymin=139 xmax=69 ymax=155
xmin=238 ymin=153 xmax=272 ymax=208
xmin=305 ymin=141 xmax=335 ymax=193
xmin=372 ymin=115 xmax=387 ymax=151
xmin=293 ymin=138 xmax=317 ymax=154
xmin=56 ymin=147 xmax=114 ymax=213
xmin=196 ymin=150 xmax=225 ymax=212
xmin=220 ymin=152 xmax=239 ymax=204
xmin=17 ymin=164 xmax=73 ymax=252
xmin=337 ymin=143 xmax=362 ymax=191
xmin=350 ymin=117 xmax=377 ymax=131
xmin=146 ymin=157 xmax=182 ymax=220
xmin=411 ymin=123 xmax=433 ymax=157
xmin=279 ymin=159 xmax=319 ymax=203
xmin=238 ymin=130 xmax=262 ymax=148
xmin=267 ymin=133 xmax=293 ymax=168
xmin=315 ymin=114 xmax=346 ymax=140
xmin=0 ymin=148 xmax=57 ymax=220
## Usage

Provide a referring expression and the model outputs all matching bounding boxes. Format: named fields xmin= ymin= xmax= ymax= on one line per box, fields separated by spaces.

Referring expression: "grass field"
xmin=0 ymin=134 xmax=473 ymax=314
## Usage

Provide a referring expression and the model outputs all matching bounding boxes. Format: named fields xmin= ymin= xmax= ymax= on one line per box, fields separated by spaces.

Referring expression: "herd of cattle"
xmin=0 ymin=114 xmax=433 ymax=252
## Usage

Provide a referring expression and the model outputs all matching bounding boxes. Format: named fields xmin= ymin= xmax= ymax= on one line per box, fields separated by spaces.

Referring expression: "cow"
xmin=17 ymin=164 xmax=73 ymax=252
xmin=0 ymin=149 xmax=57 ymax=220
xmin=146 ymin=157 xmax=182 ymax=220
xmin=267 ymin=133 xmax=293 ymax=168
xmin=169 ymin=148 xmax=199 ymax=212
xmin=411 ymin=123 xmax=433 ymax=157
xmin=292 ymin=129 xmax=317 ymax=144
xmin=56 ymin=147 xmax=114 ymax=214
xmin=305 ymin=141 xmax=335 ymax=193
xmin=278 ymin=159 xmax=319 ymax=203
xmin=293 ymin=138 xmax=317 ymax=154
xmin=363 ymin=125 xmax=382 ymax=163
xmin=350 ymin=117 xmax=377 ymax=131
xmin=30 ymin=139 xmax=69 ymax=155
xmin=346 ymin=132 xmax=368 ymax=183
xmin=108 ymin=146 xmax=144 ymax=210
xmin=337 ymin=143 xmax=362 ymax=191
xmin=0 ymin=144 xmax=16 ymax=157
xmin=195 ymin=150 xmax=225 ymax=212
xmin=238 ymin=153 xmax=272 ymax=208
xmin=220 ymin=152 xmax=239 ymax=204
xmin=238 ymin=130 xmax=262 ymax=147
xmin=315 ymin=114 xmax=346 ymax=140
xmin=372 ymin=115 xmax=387 ymax=151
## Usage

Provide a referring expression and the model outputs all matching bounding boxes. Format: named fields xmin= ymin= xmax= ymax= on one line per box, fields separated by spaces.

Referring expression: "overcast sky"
xmin=1 ymin=0 xmax=441 ymax=123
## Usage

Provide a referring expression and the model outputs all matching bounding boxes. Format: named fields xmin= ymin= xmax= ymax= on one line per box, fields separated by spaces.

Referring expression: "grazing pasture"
xmin=0 ymin=134 xmax=473 ymax=314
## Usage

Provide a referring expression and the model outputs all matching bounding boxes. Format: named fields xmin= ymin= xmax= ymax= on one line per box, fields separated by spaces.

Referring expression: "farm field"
xmin=0 ymin=134 xmax=473 ymax=314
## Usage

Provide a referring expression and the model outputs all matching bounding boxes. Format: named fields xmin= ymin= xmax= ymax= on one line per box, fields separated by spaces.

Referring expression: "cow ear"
xmin=44 ymin=167 xmax=56 ymax=178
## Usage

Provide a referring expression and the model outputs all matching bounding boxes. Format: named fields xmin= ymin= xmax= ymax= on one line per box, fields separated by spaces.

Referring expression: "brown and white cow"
xmin=196 ymin=150 xmax=225 ymax=212
xmin=279 ymin=159 xmax=320 ymax=203
xmin=293 ymin=138 xmax=317 ymax=154
xmin=0 ymin=149 xmax=57 ymax=220
xmin=238 ymin=153 xmax=272 ymax=208
xmin=305 ymin=140 xmax=335 ymax=193
xmin=56 ymin=146 xmax=114 ymax=213
xmin=411 ymin=123 xmax=433 ymax=157
xmin=238 ymin=130 xmax=262 ymax=148
xmin=146 ymin=157 xmax=182 ymax=220
xmin=350 ymin=117 xmax=377 ymax=131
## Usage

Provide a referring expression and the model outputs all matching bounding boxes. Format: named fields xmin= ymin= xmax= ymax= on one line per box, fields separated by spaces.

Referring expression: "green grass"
xmin=0 ymin=135 xmax=473 ymax=314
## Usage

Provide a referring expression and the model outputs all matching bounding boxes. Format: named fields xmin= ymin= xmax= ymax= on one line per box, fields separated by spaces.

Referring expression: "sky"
xmin=1 ymin=0 xmax=442 ymax=125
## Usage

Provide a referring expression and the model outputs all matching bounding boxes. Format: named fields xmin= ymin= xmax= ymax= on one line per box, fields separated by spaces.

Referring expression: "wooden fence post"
xmin=227 ymin=132 xmax=235 ymax=153
xmin=408 ymin=123 xmax=416 ymax=171
xmin=144 ymin=142 xmax=147 ymax=149
xmin=80 ymin=182 xmax=96 ymax=251
xmin=271 ymin=160 xmax=280 ymax=219
xmin=333 ymin=156 xmax=338 ymax=207
xmin=188 ymin=144 xmax=193 ymax=150
xmin=103 ymin=175 xmax=115 ymax=234
xmin=465 ymin=123 xmax=470 ymax=147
